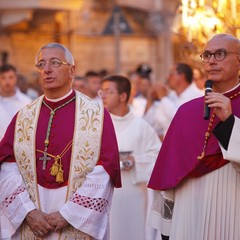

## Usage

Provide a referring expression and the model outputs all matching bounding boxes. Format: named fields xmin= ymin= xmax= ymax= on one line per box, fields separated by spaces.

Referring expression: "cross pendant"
xmin=39 ymin=152 xmax=51 ymax=170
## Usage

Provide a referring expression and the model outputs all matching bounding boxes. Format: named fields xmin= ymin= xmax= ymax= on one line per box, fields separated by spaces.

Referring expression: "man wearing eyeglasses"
xmin=148 ymin=33 xmax=240 ymax=240
xmin=0 ymin=43 xmax=121 ymax=240
xmin=100 ymin=75 xmax=161 ymax=240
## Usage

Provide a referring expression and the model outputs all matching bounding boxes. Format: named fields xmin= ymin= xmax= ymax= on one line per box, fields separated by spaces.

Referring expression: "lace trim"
xmin=152 ymin=191 xmax=174 ymax=220
xmin=0 ymin=185 xmax=26 ymax=210
xmin=71 ymin=194 xmax=109 ymax=213
xmin=231 ymin=162 xmax=240 ymax=173
xmin=8 ymin=197 xmax=33 ymax=221
xmin=82 ymin=182 xmax=105 ymax=189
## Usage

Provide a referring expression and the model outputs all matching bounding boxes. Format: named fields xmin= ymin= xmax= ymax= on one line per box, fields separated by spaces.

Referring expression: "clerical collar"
xmin=224 ymin=82 xmax=240 ymax=94
xmin=45 ymin=89 xmax=73 ymax=102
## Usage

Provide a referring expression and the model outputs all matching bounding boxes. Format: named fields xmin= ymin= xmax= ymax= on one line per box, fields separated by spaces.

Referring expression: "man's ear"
xmin=238 ymin=53 xmax=240 ymax=68
xmin=69 ymin=65 xmax=75 ymax=79
xmin=120 ymin=92 xmax=128 ymax=102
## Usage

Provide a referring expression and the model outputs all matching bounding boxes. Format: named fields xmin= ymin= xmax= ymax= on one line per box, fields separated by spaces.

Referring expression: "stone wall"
xmin=0 ymin=0 xmax=177 ymax=83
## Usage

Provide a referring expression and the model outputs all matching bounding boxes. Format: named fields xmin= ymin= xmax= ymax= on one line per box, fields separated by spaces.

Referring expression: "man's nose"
xmin=43 ymin=62 xmax=53 ymax=71
xmin=208 ymin=53 xmax=216 ymax=63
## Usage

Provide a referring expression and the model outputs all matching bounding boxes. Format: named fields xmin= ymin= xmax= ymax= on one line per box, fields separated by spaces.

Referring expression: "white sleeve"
xmin=132 ymin=125 xmax=161 ymax=184
xmin=220 ymin=116 xmax=240 ymax=163
xmin=59 ymin=165 xmax=114 ymax=240
xmin=156 ymin=97 xmax=177 ymax=136
xmin=0 ymin=162 xmax=36 ymax=239
xmin=147 ymin=190 xmax=174 ymax=236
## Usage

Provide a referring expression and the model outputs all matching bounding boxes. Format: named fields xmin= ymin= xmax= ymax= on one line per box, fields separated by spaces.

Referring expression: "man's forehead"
xmin=103 ymin=81 xmax=117 ymax=88
xmin=204 ymin=35 xmax=237 ymax=52
xmin=38 ymin=48 xmax=64 ymax=59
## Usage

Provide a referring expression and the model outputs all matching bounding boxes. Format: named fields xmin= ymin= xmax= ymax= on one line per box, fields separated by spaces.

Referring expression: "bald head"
xmin=202 ymin=33 xmax=240 ymax=92
xmin=205 ymin=34 xmax=240 ymax=52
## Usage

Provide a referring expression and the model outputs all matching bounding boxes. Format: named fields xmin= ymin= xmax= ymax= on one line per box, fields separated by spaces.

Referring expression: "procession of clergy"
xmin=0 ymin=33 xmax=240 ymax=240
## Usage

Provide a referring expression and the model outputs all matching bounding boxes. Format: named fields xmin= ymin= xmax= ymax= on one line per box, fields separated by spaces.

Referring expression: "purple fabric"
xmin=0 ymin=91 xmax=121 ymax=188
xmin=148 ymin=85 xmax=240 ymax=190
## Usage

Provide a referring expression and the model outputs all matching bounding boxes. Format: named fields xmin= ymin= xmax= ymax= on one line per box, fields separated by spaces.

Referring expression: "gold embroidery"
xmin=14 ymin=92 xmax=104 ymax=239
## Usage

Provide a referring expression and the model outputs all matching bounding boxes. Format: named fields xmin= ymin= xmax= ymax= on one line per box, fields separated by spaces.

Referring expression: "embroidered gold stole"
xmin=14 ymin=91 xmax=104 ymax=240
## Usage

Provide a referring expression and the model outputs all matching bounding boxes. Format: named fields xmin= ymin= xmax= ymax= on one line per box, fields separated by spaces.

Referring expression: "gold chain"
xmin=197 ymin=90 xmax=240 ymax=160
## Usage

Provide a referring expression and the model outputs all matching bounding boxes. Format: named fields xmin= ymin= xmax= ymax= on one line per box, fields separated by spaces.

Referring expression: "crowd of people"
xmin=0 ymin=33 xmax=240 ymax=240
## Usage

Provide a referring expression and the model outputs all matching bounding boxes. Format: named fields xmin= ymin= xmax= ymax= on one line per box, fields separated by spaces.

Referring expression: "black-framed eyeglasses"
xmin=200 ymin=50 xmax=240 ymax=63
xmin=35 ymin=58 xmax=70 ymax=70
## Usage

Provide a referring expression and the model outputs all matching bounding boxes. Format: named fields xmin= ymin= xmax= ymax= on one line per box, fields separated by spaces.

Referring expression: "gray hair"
xmin=35 ymin=43 xmax=75 ymax=65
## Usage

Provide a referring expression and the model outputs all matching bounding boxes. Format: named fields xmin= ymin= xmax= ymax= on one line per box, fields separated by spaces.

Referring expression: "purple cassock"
xmin=0 ymin=91 xmax=122 ymax=189
xmin=148 ymin=84 xmax=240 ymax=191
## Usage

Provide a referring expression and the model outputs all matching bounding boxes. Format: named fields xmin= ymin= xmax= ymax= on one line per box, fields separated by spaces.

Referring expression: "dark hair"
xmin=176 ymin=63 xmax=193 ymax=84
xmin=74 ymin=75 xmax=84 ymax=81
xmin=102 ymin=75 xmax=131 ymax=102
xmin=98 ymin=69 xmax=109 ymax=78
xmin=0 ymin=64 xmax=16 ymax=74
xmin=85 ymin=71 xmax=100 ymax=78
xmin=135 ymin=63 xmax=152 ymax=78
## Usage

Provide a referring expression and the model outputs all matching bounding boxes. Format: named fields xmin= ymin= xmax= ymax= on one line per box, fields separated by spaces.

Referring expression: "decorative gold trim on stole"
xmin=13 ymin=92 xmax=103 ymax=239
xmin=60 ymin=91 xmax=103 ymax=240
xmin=13 ymin=96 xmax=44 ymax=239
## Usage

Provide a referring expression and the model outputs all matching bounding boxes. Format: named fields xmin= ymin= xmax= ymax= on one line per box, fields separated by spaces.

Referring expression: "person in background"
xmin=193 ymin=66 xmax=205 ymax=90
xmin=100 ymin=75 xmax=161 ymax=240
xmin=0 ymin=64 xmax=32 ymax=136
xmin=72 ymin=75 xmax=86 ymax=94
xmin=98 ymin=69 xmax=109 ymax=79
xmin=84 ymin=70 xmax=102 ymax=102
xmin=131 ymin=63 xmax=152 ymax=117
xmin=154 ymin=63 xmax=203 ymax=138
xmin=131 ymin=64 xmax=164 ymax=140
xmin=148 ymin=33 xmax=240 ymax=240
xmin=26 ymin=71 xmax=43 ymax=100
xmin=0 ymin=43 xmax=121 ymax=240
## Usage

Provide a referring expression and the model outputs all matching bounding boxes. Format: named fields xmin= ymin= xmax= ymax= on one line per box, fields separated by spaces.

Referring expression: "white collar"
xmin=45 ymin=89 xmax=73 ymax=102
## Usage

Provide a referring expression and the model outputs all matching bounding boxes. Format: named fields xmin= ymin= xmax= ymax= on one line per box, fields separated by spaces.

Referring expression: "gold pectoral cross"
xmin=39 ymin=152 xmax=51 ymax=170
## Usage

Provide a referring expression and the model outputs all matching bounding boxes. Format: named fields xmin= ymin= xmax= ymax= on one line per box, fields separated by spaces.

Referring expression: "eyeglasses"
xmin=200 ymin=50 xmax=240 ymax=63
xmin=98 ymin=89 xmax=118 ymax=97
xmin=35 ymin=58 xmax=70 ymax=70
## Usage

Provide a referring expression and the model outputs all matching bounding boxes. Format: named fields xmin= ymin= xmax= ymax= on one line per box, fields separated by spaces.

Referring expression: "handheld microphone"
xmin=204 ymin=80 xmax=213 ymax=120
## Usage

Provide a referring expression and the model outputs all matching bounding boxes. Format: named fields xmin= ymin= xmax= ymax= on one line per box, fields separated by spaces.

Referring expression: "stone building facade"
xmin=0 ymin=0 xmax=178 ymax=83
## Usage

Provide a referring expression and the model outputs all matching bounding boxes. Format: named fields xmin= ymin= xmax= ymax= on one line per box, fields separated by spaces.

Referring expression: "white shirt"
xmin=131 ymin=95 xmax=147 ymax=117
xmin=0 ymin=105 xmax=10 ymax=140
xmin=110 ymin=109 xmax=161 ymax=240
xmin=110 ymin=108 xmax=161 ymax=183
xmin=155 ymin=83 xmax=203 ymax=136
xmin=0 ymin=88 xmax=32 ymax=122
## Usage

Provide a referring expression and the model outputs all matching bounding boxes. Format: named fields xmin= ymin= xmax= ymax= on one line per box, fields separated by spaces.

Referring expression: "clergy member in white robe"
xmin=0 ymin=64 xmax=32 ymax=125
xmin=100 ymin=75 xmax=161 ymax=240
xmin=154 ymin=63 xmax=202 ymax=139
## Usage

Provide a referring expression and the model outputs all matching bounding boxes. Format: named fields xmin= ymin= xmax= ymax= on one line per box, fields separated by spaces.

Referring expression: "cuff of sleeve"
xmin=59 ymin=201 xmax=107 ymax=239
xmin=212 ymin=114 xmax=234 ymax=150
xmin=3 ymin=200 xmax=36 ymax=237
xmin=13 ymin=202 xmax=36 ymax=229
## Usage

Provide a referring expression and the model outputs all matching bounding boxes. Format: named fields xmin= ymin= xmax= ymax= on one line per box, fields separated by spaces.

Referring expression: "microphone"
xmin=204 ymin=80 xmax=213 ymax=120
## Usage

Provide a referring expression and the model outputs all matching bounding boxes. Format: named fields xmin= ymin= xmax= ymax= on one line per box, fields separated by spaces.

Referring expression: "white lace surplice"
xmin=149 ymin=163 xmax=240 ymax=240
xmin=0 ymin=163 xmax=113 ymax=240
